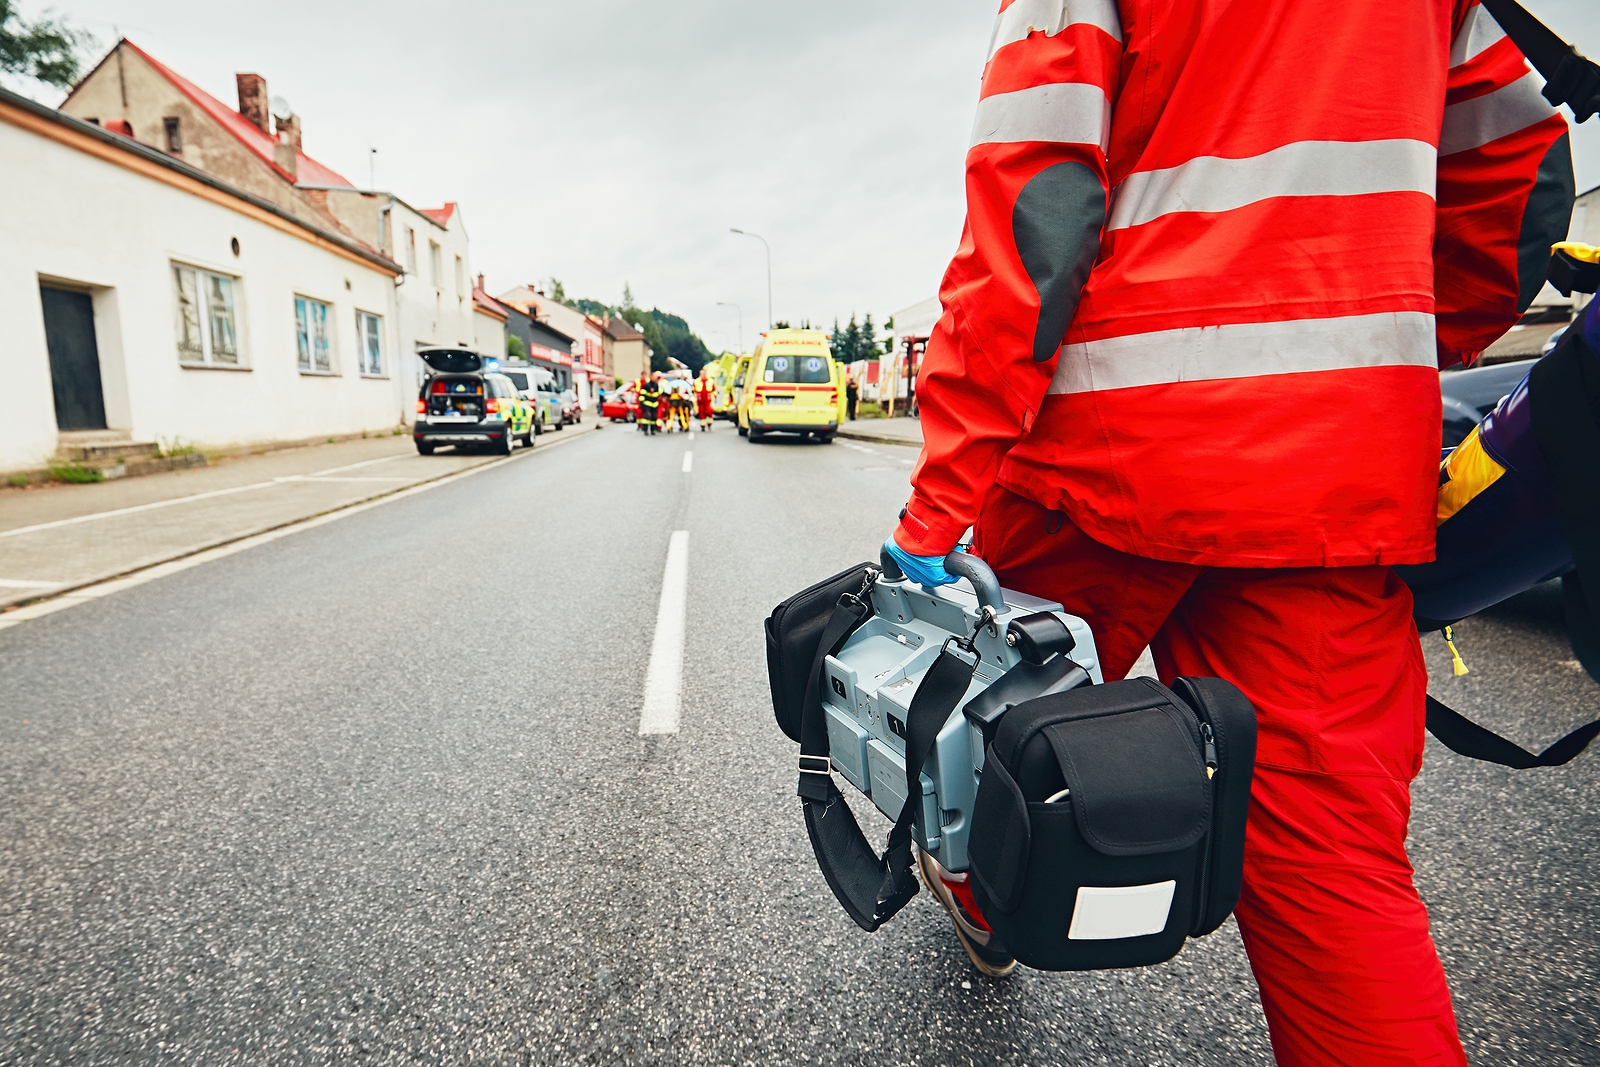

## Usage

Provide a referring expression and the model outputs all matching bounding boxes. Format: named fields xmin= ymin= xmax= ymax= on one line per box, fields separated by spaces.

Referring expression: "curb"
xmin=836 ymin=427 xmax=923 ymax=448
xmin=0 ymin=423 xmax=597 ymax=622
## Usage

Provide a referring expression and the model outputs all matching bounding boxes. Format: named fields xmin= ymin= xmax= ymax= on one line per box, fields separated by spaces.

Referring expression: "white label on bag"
xmin=1067 ymin=881 xmax=1176 ymax=940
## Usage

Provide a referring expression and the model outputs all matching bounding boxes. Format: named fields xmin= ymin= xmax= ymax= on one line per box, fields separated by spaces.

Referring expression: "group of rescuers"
xmin=630 ymin=369 xmax=717 ymax=435
xmin=876 ymin=2 xmax=1577 ymax=1065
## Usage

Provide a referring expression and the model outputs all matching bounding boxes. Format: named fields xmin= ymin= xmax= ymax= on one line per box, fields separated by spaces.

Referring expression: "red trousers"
xmin=971 ymin=488 xmax=1466 ymax=1067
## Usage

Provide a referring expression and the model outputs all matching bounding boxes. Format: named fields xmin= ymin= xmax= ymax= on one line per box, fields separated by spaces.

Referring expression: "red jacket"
xmin=897 ymin=0 xmax=1572 ymax=567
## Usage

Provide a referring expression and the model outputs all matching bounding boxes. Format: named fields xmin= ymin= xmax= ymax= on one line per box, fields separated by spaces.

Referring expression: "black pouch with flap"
xmin=967 ymin=676 xmax=1256 ymax=971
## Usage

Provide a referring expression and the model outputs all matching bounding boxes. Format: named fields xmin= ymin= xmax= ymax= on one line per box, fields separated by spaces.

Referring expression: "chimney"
xmin=477 ymin=273 xmax=485 ymax=292
xmin=236 ymin=74 xmax=269 ymax=134
xmin=273 ymin=113 xmax=300 ymax=179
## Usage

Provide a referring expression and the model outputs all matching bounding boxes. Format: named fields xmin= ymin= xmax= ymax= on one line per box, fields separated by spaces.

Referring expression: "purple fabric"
xmin=1584 ymin=297 xmax=1600 ymax=354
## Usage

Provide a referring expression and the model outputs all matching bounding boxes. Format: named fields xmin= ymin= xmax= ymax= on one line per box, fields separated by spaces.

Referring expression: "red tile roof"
xmin=122 ymin=39 xmax=354 ymax=188
xmin=472 ymin=287 xmax=509 ymax=321
xmin=419 ymin=203 xmax=457 ymax=228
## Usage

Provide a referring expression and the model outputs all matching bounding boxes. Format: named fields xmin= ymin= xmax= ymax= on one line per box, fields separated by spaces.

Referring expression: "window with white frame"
xmin=172 ymin=263 xmax=240 ymax=365
xmin=294 ymin=295 xmax=333 ymax=373
xmin=429 ymin=241 xmax=442 ymax=288
xmin=357 ymin=311 xmax=384 ymax=376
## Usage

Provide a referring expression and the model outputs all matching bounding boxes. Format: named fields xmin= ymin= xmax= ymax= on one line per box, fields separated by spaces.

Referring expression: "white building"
xmin=321 ymin=197 xmax=477 ymax=403
xmin=61 ymin=40 xmax=476 ymax=424
xmin=498 ymin=286 xmax=609 ymax=410
xmin=1 ymin=85 xmax=404 ymax=473
xmin=881 ymin=296 xmax=940 ymax=409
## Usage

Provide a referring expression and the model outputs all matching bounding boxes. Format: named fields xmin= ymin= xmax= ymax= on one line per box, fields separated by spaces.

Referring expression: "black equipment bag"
xmin=764 ymin=562 xmax=876 ymax=744
xmin=765 ymin=562 xmax=921 ymax=931
xmin=967 ymin=676 xmax=1256 ymax=972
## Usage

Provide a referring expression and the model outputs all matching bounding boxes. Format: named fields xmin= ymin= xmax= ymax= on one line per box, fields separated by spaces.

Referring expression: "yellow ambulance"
xmin=736 ymin=329 xmax=844 ymax=443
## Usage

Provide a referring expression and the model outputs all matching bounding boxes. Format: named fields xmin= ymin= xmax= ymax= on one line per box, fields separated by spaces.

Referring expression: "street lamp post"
xmin=716 ymin=301 xmax=743 ymax=353
xmin=729 ymin=228 xmax=772 ymax=330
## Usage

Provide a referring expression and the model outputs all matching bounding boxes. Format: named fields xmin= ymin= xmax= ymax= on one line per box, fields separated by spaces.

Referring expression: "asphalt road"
xmin=1 ymin=424 xmax=1596 ymax=1066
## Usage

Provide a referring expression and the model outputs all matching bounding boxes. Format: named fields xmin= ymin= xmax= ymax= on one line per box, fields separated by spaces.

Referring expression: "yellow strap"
xmin=1443 ymin=626 xmax=1470 ymax=677
xmin=1552 ymin=241 xmax=1600 ymax=264
xmin=1437 ymin=426 xmax=1506 ymax=525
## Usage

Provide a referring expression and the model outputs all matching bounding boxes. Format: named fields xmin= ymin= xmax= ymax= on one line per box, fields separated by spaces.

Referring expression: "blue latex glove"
xmin=884 ymin=538 xmax=959 ymax=587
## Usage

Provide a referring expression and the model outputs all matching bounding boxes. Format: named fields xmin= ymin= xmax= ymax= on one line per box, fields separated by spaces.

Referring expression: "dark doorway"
xmin=40 ymin=286 xmax=107 ymax=431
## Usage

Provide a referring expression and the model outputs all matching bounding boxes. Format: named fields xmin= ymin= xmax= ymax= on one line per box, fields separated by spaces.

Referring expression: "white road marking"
xmin=0 ymin=578 xmax=58 ymax=589
xmin=0 ymin=430 xmax=597 ymax=630
xmin=278 ymin=476 xmax=414 ymax=483
xmin=682 ymin=451 xmax=694 ymax=473
xmin=639 ymin=530 xmax=690 ymax=736
xmin=0 ymin=452 xmax=415 ymax=541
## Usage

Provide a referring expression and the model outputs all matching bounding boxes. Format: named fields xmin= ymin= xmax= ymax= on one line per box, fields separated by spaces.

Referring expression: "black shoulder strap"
xmin=1427 ymin=695 xmax=1600 ymax=768
xmin=1480 ymin=0 xmax=1600 ymax=122
xmin=799 ymin=629 xmax=978 ymax=931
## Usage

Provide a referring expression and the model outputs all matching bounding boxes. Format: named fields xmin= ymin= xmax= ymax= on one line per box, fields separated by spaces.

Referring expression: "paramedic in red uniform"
xmin=886 ymin=2 xmax=1574 ymax=1064
xmin=694 ymin=367 xmax=717 ymax=431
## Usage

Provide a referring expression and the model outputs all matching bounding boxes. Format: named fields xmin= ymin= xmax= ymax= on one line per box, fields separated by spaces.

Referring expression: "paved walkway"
xmin=836 ymin=416 xmax=922 ymax=447
xmin=0 ymin=425 xmax=595 ymax=610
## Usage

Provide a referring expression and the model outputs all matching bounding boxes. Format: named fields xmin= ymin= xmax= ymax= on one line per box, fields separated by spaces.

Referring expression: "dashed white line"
xmin=682 ymin=451 xmax=694 ymax=473
xmin=639 ymin=530 xmax=689 ymax=736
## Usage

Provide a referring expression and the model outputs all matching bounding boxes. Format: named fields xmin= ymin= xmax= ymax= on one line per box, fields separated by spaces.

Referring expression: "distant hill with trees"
xmin=552 ymin=280 xmax=712 ymax=373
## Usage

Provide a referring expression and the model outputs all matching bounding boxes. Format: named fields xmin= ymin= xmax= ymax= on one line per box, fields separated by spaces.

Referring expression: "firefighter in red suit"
xmin=885 ymin=2 xmax=1573 ymax=1063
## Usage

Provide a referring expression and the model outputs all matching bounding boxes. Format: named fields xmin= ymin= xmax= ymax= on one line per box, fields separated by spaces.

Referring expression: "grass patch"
xmin=7 ymin=472 xmax=30 ymax=488
xmin=48 ymin=461 xmax=103 ymax=484
xmin=158 ymin=437 xmax=198 ymax=458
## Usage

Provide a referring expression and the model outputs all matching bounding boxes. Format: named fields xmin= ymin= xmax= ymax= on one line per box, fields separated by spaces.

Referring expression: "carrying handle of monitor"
xmin=878 ymin=545 xmax=1007 ymax=614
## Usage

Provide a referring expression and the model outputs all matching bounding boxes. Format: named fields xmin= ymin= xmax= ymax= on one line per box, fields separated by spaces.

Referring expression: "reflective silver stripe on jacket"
xmin=970 ymin=82 xmax=1110 ymax=151
xmin=1047 ymin=312 xmax=1438 ymax=394
xmin=1439 ymin=71 xmax=1556 ymax=156
xmin=987 ymin=0 xmax=1122 ymax=61
xmin=1106 ymin=139 xmax=1436 ymax=232
xmin=1449 ymin=3 xmax=1508 ymax=68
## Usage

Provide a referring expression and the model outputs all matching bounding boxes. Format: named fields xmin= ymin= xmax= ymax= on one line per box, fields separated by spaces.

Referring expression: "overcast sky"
xmin=12 ymin=1 xmax=1600 ymax=352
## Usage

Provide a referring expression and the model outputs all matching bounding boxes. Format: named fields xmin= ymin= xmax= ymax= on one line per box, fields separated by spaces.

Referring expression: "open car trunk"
xmin=425 ymin=377 xmax=486 ymax=420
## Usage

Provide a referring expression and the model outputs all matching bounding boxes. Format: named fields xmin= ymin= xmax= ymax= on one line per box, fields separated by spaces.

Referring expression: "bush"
xmin=48 ymin=462 xmax=102 ymax=484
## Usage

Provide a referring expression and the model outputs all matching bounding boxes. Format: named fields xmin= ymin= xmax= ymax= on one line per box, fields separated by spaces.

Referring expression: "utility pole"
xmin=729 ymin=229 xmax=772 ymax=329
xmin=716 ymin=301 xmax=743 ymax=353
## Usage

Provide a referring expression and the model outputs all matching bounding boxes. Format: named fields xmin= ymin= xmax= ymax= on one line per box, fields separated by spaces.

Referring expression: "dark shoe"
xmin=917 ymin=847 xmax=1016 ymax=977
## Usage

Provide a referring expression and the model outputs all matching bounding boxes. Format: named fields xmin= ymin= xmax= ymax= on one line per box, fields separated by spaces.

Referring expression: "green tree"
xmin=506 ymin=334 xmax=527 ymax=361
xmin=0 ymin=2 xmax=91 ymax=87
xmin=621 ymin=282 xmax=636 ymax=310
xmin=861 ymin=313 xmax=881 ymax=358
xmin=828 ymin=317 xmax=844 ymax=361
xmin=548 ymin=278 xmax=568 ymax=305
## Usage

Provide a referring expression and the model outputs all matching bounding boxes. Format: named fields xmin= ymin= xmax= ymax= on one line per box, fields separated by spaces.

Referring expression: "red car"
xmin=601 ymin=389 xmax=639 ymax=422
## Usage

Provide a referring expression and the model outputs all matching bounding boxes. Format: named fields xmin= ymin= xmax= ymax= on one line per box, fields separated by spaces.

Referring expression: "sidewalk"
xmin=836 ymin=417 xmax=923 ymax=448
xmin=0 ymin=425 xmax=595 ymax=610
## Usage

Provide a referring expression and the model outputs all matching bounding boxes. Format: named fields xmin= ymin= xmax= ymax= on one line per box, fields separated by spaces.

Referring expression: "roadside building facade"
xmin=882 ymin=296 xmax=939 ymax=411
xmin=603 ymin=317 xmax=651 ymax=386
xmin=471 ymin=287 xmax=508 ymax=363
xmin=1 ymin=86 xmax=403 ymax=473
xmin=63 ymin=40 xmax=476 ymax=420
xmin=60 ymin=40 xmax=354 ymax=233
xmin=498 ymin=286 xmax=608 ymax=409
